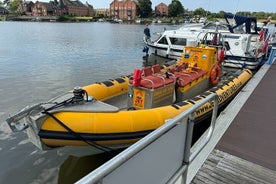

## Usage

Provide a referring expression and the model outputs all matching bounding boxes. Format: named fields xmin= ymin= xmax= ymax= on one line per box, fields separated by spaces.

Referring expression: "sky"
xmin=88 ymin=0 xmax=276 ymax=13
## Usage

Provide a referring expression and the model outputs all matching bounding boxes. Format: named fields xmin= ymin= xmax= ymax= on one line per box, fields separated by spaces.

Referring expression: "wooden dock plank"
xmin=192 ymin=150 xmax=276 ymax=184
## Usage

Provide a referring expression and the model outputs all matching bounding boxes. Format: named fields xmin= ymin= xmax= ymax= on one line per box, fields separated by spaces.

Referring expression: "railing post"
xmin=180 ymin=113 xmax=195 ymax=184
xmin=183 ymin=113 xmax=195 ymax=164
xmin=268 ymin=45 xmax=276 ymax=65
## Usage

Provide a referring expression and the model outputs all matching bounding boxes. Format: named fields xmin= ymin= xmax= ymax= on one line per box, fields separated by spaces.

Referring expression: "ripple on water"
xmin=33 ymin=157 xmax=46 ymax=166
xmin=30 ymin=167 xmax=59 ymax=184
xmin=18 ymin=139 xmax=30 ymax=145
xmin=0 ymin=132 xmax=15 ymax=141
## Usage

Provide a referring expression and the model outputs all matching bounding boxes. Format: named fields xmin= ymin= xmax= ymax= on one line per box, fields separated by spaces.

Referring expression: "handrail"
xmin=167 ymin=93 xmax=218 ymax=184
xmin=76 ymin=93 xmax=218 ymax=184
xmin=189 ymin=93 xmax=218 ymax=162
xmin=267 ymin=46 xmax=276 ymax=65
xmin=6 ymin=103 xmax=44 ymax=131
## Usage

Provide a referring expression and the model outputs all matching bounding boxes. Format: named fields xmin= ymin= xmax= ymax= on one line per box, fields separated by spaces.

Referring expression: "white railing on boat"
xmin=76 ymin=93 xmax=219 ymax=184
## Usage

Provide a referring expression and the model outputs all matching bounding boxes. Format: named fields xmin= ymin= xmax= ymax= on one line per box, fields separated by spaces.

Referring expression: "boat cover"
xmin=224 ymin=12 xmax=258 ymax=34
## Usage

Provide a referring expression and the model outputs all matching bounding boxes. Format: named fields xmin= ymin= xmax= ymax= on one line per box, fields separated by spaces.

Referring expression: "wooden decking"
xmin=192 ymin=149 xmax=276 ymax=184
xmin=189 ymin=59 xmax=276 ymax=183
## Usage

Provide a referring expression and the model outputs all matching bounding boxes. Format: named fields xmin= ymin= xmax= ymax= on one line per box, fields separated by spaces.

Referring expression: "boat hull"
xmin=26 ymin=69 xmax=252 ymax=150
xmin=146 ymin=42 xmax=183 ymax=59
xmin=223 ymin=54 xmax=265 ymax=70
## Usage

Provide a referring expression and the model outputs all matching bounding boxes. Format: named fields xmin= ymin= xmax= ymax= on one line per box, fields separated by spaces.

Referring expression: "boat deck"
xmin=191 ymin=61 xmax=276 ymax=183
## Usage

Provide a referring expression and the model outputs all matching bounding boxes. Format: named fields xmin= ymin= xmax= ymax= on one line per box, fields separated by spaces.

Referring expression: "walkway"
xmin=192 ymin=149 xmax=276 ymax=184
xmin=190 ymin=61 xmax=276 ymax=183
xmin=216 ymin=62 xmax=276 ymax=170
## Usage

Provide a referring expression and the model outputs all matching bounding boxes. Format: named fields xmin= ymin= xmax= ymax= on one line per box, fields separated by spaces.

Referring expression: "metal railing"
xmin=77 ymin=93 xmax=219 ymax=184
xmin=267 ymin=45 xmax=276 ymax=65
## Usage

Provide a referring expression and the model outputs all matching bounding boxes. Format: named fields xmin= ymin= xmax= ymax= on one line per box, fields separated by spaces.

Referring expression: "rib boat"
xmin=6 ymin=36 xmax=252 ymax=151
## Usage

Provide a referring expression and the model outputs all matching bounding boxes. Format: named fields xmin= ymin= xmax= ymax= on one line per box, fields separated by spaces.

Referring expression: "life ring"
xmin=210 ymin=65 xmax=221 ymax=85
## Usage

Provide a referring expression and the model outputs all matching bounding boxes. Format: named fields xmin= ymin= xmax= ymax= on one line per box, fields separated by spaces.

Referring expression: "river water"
xmin=0 ymin=21 xmax=181 ymax=183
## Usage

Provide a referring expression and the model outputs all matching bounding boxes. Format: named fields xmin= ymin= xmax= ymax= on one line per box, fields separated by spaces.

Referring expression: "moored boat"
xmin=145 ymin=13 xmax=269 ymax=70
xmin=144 ymin=21 xmax=229 ymax=59
xmin=6 ymin=38 xmax=253 ymax=151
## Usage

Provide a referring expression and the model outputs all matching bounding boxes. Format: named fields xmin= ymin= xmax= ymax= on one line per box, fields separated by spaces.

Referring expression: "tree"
xmin=168 ymin=0 xmax=184 ymax=18
xmin=137 ymin=0 xmax=152 ymax=18
xmin=2 ymin=0 xmax=19 ymax=12
xmin=8 ymin=0 xmax=19 ymax=12
xmin=217 ymin=11 xmax=225 ymax=19
xmin=193 ymin=8 xmax=207 ymax=17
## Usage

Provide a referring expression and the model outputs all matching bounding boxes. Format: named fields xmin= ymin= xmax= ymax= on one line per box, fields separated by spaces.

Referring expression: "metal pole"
xmin=268 ymin=47 xmax=275 ymax=65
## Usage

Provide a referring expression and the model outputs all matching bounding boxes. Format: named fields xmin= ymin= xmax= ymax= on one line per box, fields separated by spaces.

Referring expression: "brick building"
xmin=17 ymin=1 xmax=34 ymax=15
xmin=18 ymin=0 xmax=93 ymax=17
xmin=94 ymin=8 xmax=109 ymax=17
xmin=61 ymin=0 xmax=93 ymax=16
xmin=155 ymin=2 xmax=168 ymax=17
xmin=110 ymin=0 xmax=138 ymax=20
xmin=31 ymin=1 xmax=60 ymax=16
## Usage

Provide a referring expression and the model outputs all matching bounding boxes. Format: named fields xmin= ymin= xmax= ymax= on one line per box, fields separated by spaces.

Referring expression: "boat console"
xmin=128 ymin=64 xmax=175 ymax=109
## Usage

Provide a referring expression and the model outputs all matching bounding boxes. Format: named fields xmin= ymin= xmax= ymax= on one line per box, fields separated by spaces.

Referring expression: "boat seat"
xmin=152 ymin=64 xmax=161 ymax=74
xmin=129 ymin=65 xmax=175 ymax=89
xmin=143 ymin=66 xmax=153 ymax=76
xmin=174 ymin=67 xmax=207 ymax=87
xmin=140 ymin=75 xmax=174 ymax=89
xmin=191 ymin=67 xmax=207 ymax=77
xmin=174 ymin=72 xmax=193 ymax=86
xmin=176 ymin=63 xmax=188 ymax=72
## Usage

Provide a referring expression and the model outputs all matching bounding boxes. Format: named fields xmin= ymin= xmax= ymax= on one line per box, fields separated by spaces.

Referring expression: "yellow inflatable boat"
xmin=6 ymin=42 xmax=253 ymax=151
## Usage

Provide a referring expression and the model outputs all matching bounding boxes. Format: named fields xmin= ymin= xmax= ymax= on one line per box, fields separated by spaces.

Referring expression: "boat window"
xmin=203 ymin=23 xmax=229 ymax=31
xmin=169 ymin=38 xmax=187 ymax=46
xmin=157 ymin=37 xmax=168 ymax=44
xmin=223 ymin=35 xmax=240 ymax=39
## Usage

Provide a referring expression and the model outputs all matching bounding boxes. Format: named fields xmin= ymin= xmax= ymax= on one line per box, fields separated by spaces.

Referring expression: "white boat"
xmin=221 ymin=13 xmax=266 ymax=69
xmin=145 ymin=13 xmax=268 ymax=70
xmin=222 ymin=33 xmax=265 ymax=69
xmin=144 ymin=21 xmax=230 ymax=59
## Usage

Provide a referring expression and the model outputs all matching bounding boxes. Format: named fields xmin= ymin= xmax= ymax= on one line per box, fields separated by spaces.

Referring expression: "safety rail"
xmin=267 ymin=44 xmax=276 ymax=65
xmin=76 ymin=93 xmax=219 ymax=184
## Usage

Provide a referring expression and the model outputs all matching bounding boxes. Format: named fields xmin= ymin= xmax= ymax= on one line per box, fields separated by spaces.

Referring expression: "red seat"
xmin=140 ymin=75 xmax=174 ymax=89
xmin=143 ymin=66 xmax=152 ymax=77
xmin=174 ymin=67 xmax=207 ymax=87
xmin=174 ymin=72 xmax=193 ymax=86
xmin=152 ymin=64 xmax=161 ymax=74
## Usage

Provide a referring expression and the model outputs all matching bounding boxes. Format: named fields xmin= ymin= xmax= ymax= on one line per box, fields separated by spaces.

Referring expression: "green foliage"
xmin=57 ymin=15 xmax=70 ymax=22
xmin=6 ymin=0 xmax=19 ymax=12
xmin=192 ymin=8 xmax=208 ymax=17
xmin=57 ymin=15 xmax=93 ymax=22
xmin=168 ymin=0 xmax=184 ymax=17
xmin=188 ymin=8 xmax=276 ymax=21
xmin=97 ymin=14 xmax=105 ymax=19
xmin=137 ymin=0 xmax=152 ymax=18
